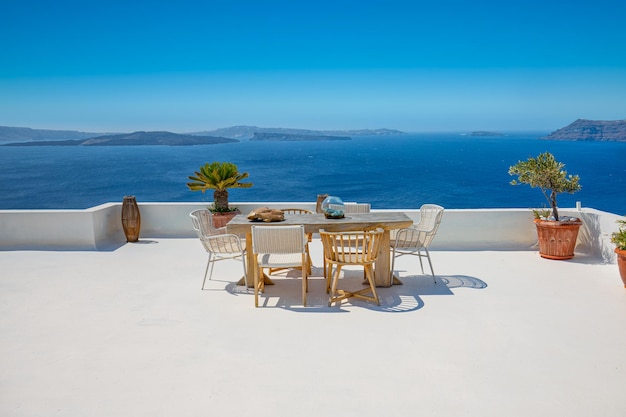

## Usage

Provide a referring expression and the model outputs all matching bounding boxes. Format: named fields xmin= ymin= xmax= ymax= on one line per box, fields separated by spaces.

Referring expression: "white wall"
xmin=0 ymin=203 xmax=621 ymax=262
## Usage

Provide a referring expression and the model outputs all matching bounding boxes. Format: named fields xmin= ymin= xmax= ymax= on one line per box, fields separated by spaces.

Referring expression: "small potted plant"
xmin=509 ymin=152 xmax=582 ymax=260
xmin=611 ymin=217 xmax=626 ymax=288
xmin=187 ymin=161 xmax=253 ymax=227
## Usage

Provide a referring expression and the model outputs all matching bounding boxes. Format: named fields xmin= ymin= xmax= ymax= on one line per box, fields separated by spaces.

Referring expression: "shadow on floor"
xmin=222 ymin=268 xmax=488 ymax=313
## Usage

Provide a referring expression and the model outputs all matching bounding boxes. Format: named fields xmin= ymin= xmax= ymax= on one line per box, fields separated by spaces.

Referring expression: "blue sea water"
xmin=0 ymin=133 xmax=624 ymax=214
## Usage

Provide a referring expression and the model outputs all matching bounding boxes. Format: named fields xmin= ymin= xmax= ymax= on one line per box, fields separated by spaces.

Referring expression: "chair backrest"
xmin=190 ymin=209 xmax=226 ymax=237
xmin=394 ymin=204 xmax=444 ymax=249
xmin=280 ymin=208 xmax=314 ymax=215
xmin=320 ymin=229 xmax=383 ymax=264
xmin=252 ymin=225 xmax=306 ymax=255
xmin=190 ymin=209 xmax=242 ymax=254
xmin=343 ymin=203 xmax=371 ymax=214
xmin=416 ymin=204 xmax=445 ymax=235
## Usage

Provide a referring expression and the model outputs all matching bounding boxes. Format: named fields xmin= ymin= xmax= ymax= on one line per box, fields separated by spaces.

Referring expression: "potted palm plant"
xmin=187 ymin=161 xmax=253 ymax=228
xmin=508 ymin=152 xmax=582 ymax=260
xmin=611 ymin=217 xmax=626 ymax=288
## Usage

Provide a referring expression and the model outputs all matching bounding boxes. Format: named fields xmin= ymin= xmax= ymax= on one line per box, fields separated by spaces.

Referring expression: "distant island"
xmin=250 ymin=132 xmax=350 ymax=141
xmin=0 ymin=125 xmax=405 ymax=145
xmin=0 ymin=126 xmax=102 ymax=142
xmin=2 ymin=131 xmax=237 ymax=146
xmin=195 ymin=126 xmax=404 ymax=139
xmin=543 ymin=119 xmax=626 ymax=142
xmin=469 ymin=131 xmax=505 ymax=137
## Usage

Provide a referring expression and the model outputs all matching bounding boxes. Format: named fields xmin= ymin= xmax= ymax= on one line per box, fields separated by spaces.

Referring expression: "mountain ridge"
xmin=0 ymin=125 xmax=406 ymax=143
xmin=543 ymin=119 xmax=626 ymax=141
xmin=250 ymin=132 xmax=351 ymax=141
xmin=2 ymin=131 xmax=237 ymax=146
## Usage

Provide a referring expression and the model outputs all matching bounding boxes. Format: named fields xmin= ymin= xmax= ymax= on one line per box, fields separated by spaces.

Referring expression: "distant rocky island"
xmin=543 ymin=119 xmax=626 ymax=142
xmin=0 ymin=126 xmax=101 ymax=142
xmin=3 ymin=131 xmax=237 ymax=146
xmin=0 ymin=125 xmax=405 ymax=145
xmin=250 ymin=132 xmax=350 ymax=141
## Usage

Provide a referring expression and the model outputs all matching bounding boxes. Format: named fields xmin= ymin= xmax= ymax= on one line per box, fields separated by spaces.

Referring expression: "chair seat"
xmin=327 ymin=252 xmax=376 ymax=265
xmin=205 ymin=236 xmax=247 ymax=253
xmin=257 ymin=253 xmax=304 ymax=268
xmin=390 ymin=239 xmax=420 ymax=249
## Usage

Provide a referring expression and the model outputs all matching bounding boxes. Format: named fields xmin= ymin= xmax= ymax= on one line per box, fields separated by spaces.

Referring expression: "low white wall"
xmin=0 ymin=202 xmax=621 ymax=262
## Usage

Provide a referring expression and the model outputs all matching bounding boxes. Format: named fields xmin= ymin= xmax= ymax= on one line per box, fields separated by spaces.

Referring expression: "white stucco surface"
xmin=1 ymin=237 xmax=625 ymax=417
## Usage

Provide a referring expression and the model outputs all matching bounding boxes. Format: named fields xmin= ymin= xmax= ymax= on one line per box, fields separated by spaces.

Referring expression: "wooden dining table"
xmin=226 ymin=212 xmax=413 ymax=287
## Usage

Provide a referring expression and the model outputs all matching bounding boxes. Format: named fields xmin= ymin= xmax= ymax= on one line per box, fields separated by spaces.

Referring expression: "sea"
xmin=0 ymin=133 xmax=624 ymax=214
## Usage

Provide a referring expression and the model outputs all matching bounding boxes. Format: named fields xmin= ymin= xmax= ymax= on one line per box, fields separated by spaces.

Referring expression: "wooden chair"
xmin=189 ymin=209 xmax=247 ymax=290
xmin=320 ymin=229 xmax=383 ymax=307
xmin=321 ymin=203 xmax=370 ymax=279
xmin=251 ymin=225 xmax=309 ymax=307
xmin=390 ymin=204 xmax=444 ymax=283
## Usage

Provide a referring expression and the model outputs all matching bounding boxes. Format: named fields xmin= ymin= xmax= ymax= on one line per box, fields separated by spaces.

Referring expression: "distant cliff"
xmin=3 ymin=131 xmax=238 ymax=146
xmin=250 ymin=132 xmax=350 ymax=141
xmin=543 ymin=119 xmax=626 ymax=141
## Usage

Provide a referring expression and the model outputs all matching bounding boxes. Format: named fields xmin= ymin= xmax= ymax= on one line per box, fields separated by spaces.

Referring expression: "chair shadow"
xmin=238 ymin=267 xmax=488 ymax=313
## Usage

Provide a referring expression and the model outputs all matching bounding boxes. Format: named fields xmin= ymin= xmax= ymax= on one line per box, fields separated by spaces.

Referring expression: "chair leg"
xmin=424 ymin=248 xmax=437 ymax=283
xmin=364 ymin=265 xmax=380 ymax=306
xmin=240 ymin=255 xmax=249 ymax=289
xmin=305 ymin=243 xmax=312 ymax=275
xmin=328 ymin=264 xmax=342 ymax=306
xmin=417 ymin=249 xmax=425 ymax=274
xmin=254 ymin=262 xmax=263 ymax=307
xmin=201 ymin=253 xmax=213 ymax=290
xmin=325 ymin=261 xmax=334 ymax=293
xmin=302 ymin=267 xmax=307 ymax=307
xmin=390 ymin=248 xmax=396 ymax=279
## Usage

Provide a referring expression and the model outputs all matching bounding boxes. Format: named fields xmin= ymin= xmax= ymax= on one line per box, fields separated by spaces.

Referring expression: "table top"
xmin=226 ymin=212 xmax=413 ymax=234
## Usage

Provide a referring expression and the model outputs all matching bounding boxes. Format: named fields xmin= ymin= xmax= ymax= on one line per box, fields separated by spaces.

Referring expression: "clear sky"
xmin=1 ymin=0 xmax=625 ymax=133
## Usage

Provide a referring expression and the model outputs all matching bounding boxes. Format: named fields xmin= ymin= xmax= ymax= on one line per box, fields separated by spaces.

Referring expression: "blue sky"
xmin=1 ymin=0 xmax=625 ymax=133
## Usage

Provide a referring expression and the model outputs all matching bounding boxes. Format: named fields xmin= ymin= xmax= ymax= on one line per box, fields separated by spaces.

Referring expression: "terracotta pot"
xmin=121 ymin=196 xmax=141 ymax=242
xmin=615 ymin=248 xmax=626 ymax=288
xmin=211 ymin=210 xmax=240 ymax=228
xmin=534 ymin=218 xmax=582 ymax=260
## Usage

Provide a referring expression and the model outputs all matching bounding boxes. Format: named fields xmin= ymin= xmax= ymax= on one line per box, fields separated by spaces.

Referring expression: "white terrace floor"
xmin=1 ymin=237 xmax=625 ymax=417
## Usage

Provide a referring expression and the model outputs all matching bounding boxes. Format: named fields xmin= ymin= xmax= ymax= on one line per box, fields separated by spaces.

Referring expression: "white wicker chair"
xmin=320 ymin=229 xmax=383 ymax=307
xmin=272 ymin=209 xmax=314 ymax=274
xmin=342 ymin=202 xmax=371 ymax=214
xmin=190 ymin=209 xmax=248 ymax=290
xmin=251 ymin=225 xmax=309 ymax=307
xmin=390 ymin=204 xmax=444 ymax=283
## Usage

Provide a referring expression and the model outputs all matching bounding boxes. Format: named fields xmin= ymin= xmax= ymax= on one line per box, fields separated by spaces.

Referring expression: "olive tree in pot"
xmin=611 ymin=218 xmax=626 ymax=288
xmin=508 ymin=152 xmax=582 ymax=260
xmin=187 ymin=161 xmax=253 ymax=228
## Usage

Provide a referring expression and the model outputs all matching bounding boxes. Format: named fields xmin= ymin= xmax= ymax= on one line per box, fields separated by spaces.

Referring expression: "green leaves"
xmin=187 ymin=161 xmax=253 ymax=211
xmin=187 ymin=161 xmax=253 ymax=193
xmin=509 ymin=152 xmax=581 ymax=221
xmin=612 ymin=219 xmax=626 ymax=250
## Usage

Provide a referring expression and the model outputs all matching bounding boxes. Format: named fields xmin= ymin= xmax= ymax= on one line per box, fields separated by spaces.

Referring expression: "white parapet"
xmin=0 ymin=202 xmax=621 ymax=262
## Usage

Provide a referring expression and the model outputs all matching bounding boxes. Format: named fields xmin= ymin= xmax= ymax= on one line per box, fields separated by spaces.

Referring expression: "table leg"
xmin=375 ymin=230 xmax=393 ymax=287
xmin=236 ymin=231 xmax=274 ymax=287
